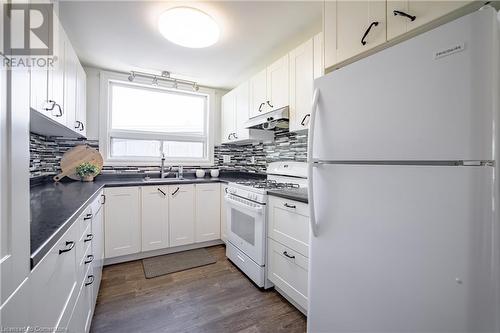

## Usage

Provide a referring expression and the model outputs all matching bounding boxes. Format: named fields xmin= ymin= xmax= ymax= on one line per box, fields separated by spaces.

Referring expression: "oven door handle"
xmin=224 ymin=195 xmax=264 ymax=214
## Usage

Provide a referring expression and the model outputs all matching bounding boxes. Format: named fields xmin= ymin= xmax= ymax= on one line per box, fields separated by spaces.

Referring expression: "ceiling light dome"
xmin=158 ymin=7 xmax=220 ymax=48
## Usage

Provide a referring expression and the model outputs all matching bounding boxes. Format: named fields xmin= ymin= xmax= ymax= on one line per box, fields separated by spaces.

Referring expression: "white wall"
xmin=83 ymin=66 xmax=227 ymax=145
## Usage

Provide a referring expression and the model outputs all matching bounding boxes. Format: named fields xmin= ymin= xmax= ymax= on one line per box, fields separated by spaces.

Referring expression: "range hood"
xmin=244 ymin=107 xmax=289 ymax=130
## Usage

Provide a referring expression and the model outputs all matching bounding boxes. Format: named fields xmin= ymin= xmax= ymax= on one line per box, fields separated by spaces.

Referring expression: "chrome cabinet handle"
xmin=301 ymin=114 xmax=311 ymax=126
xmin=361 ymin=21 xmax=379 ymax=46
xmin=43 ymin=100 xmax=56 ymax=112
xmin=393 ymin=10 xmax=416 ymax=21
xmin=84 ymin=254 xmax=94 ymax=264
xmin=283 ymin=203 xmax=296 ymax=209
xmin=84 ymin=234 xmax=93 ymax=242
xmin=172 ymin=187 xmax=180 ymax=196
xmin=283 ymin=251 xmax=295 ymax=259
xmin=83 ymin=213 xmax=93 ymax=221
xmin=85 ymin=275 xmax=95 ymax=286
xmin=158 ymin=188 xmax=166 ymax=196
xmin=266 ymin=100 xmax=273 ymax=108
xmin=258 ymin=102 xmax=265 ymax=112
xmin=59 ymin=241 xmax=75 ymax=254
xmin=52 ymin=103 xmax=63 ymax=117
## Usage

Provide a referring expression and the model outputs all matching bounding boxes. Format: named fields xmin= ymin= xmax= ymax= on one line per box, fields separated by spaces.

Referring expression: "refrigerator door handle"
xmin=308 ymin=88 xmax=320 ymax=237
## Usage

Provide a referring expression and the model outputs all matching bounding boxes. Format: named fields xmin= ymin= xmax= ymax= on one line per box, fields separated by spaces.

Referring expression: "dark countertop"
xmin=266 ymin=188 xmax=309 ymax=204
xmin=30 ymin=171 xmax=265 ymax=269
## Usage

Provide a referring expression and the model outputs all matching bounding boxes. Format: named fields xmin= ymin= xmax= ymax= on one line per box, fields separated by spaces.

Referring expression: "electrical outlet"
xmin=249 ymin=156 xmax=256 ymax=164
xmin=223 ymin=155 xmax=231 ymax=164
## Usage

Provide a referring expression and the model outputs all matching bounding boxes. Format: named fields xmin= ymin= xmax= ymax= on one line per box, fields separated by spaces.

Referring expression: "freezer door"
xmin=312 ymin=7 xmax=498 ymax=162
xmin=308 ymin=164 xmax=498 ymax=333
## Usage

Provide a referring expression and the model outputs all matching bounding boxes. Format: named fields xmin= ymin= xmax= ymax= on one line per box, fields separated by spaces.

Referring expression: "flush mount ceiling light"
xmin=158 ymin=7 xmax=220 ymax=48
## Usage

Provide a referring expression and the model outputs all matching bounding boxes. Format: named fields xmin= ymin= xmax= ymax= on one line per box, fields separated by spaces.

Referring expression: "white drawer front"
xmin=268 ymin=196 xmax=309 ymax=257
xmin=226 ymin=241 xmax=265 ymax=287
xmin=268 ymin=238 xmax=308 ymax=311
xmin=30 ymin=222 xmax=79 ymax=329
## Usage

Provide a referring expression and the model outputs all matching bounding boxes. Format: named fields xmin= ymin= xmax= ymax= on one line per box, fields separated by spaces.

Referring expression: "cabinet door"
xmin=387 ymin=1 xmax=473 ymax=40
xmin=313 ymin=33 xmax=324 ymax=79
xmin=141 ymin=186 xmax=169 ymax=252
xmin=64 ymin=41 xmax=78 ymax=133
xmin=75 ymin=64 xmax=87 ymax=137
xmin=324 ymin=0 xmax=338 ymax=69
xmin=249 ymin=69 xmax=267 ymax=118
xmin=266 ymin=54 xmax=289 ymax=111
xmin=104 ymin=187 xmax=140 ymax=258
xmin=221 ymin=91 xmax=236 ymax=144
xmin=169 ymin=184 xmax=195 ymax=247
xmin=195 ymin=184 xmax=221 ymax=243
xmin=337 ymin=1 xmax=386 ymax=62
xmin=289 ymin=38 xmax=314 ymax=132
xmin=47 ymin=15 xmax=66 ymax=125
xmin=234 ymin=81 xmax=250 ymax=141
xmin=220 ymin=185 xmax=228 ymax=243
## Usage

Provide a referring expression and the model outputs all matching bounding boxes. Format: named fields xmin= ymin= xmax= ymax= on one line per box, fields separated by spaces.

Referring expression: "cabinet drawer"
xmin=267 ymin=239 xmax=308 ymax=311
xmin=226 ymin=242 xmax=265 ymax=287
xmin=268 ymin=196 xmax=309 ymax=257
xmin=67 ymin=264 xmax=93 ymax=333
xmin=30 ymin=221 xmax=79 ymax=329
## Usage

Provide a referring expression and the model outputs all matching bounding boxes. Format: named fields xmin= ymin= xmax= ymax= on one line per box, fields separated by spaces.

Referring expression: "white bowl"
xmin=196 ymin=169 xmax=205 ymax=178
xmin=210 ymin=169 xmax=219 ymax=178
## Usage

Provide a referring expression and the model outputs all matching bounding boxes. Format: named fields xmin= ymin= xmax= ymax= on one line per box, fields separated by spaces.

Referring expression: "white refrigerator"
xmin=307 ymin=6 xmax=500 ymax=333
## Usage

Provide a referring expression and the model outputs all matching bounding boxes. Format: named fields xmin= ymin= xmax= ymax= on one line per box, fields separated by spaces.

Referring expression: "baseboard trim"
xmin=104 ymin=240 xmax=225 ymax=266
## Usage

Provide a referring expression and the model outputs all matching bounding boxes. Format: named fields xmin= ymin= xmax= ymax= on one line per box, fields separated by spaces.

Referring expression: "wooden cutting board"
xmin=53 ymin=145 xmax=103 ymax=182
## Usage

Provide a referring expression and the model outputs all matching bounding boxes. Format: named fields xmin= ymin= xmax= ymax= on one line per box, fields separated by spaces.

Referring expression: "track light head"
xmin=128 ymin=72 xmax=135 ymax=82
xmin=152 ymin=76 xmax=159 ymax=86
xmin=193 ymin=83 xmax=199 ymax=91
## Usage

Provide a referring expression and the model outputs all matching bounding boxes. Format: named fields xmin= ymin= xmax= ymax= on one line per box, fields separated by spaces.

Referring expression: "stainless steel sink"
xmin=142 ymin=177 xmax=187 ymax=183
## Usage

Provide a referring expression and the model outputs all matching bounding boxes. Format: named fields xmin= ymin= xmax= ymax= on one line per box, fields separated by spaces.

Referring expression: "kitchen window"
xmin=100 ymin=71 xmax=214 ymax=165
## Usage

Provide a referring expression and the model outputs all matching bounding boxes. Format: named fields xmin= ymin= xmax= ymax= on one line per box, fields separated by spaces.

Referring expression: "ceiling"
xmin=59 ymin=1 xmax=322 ymax=90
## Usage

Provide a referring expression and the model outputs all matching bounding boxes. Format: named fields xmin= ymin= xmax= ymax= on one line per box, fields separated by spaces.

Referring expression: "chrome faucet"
xmin=160 ymin=154 xmax=172 ymax=178
xmin=177 ymin=166 xmax=183 ymax=179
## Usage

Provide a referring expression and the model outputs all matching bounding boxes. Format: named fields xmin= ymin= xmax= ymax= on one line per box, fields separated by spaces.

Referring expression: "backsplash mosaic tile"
xmin=29 ymin=130 xmax=308 ymax=178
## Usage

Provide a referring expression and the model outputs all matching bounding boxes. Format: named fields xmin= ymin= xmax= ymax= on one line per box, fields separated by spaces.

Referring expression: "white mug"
xmin=210 ymin=169 xmax=219 ymax=178
xmin=195 ymin=169 xmax=205 ymax=178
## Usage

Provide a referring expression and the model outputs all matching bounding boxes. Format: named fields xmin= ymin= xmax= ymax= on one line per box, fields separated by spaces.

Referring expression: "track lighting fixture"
xmin=126 ymin=70 xmax=199 ymax=91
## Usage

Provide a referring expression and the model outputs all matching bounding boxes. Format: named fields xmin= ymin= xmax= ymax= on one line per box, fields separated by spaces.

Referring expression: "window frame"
xmin=99 ymin=70 xmax=215 ymax=166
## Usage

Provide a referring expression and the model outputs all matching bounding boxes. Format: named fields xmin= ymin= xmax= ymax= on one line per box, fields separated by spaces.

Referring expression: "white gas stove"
xmin=225 ymin=161 xmax=307 ymax=288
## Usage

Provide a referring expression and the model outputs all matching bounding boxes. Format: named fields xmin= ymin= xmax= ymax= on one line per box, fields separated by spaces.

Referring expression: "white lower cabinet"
xmin=104 ymin=187 xmax=141 ymax=258
xmin=141 ymin=186 xmax=169 ymax=251
xmin=268 ymin=239 xmax=309 ymax=311
xmin=169 ymin=184 xmax=196 ymax=247
xmin=267 ymin=196 xmax=310 ymax=313
xmin=30 ymin=191 xmax=104 ymax=333
xmin=220 ymin=184 xmax=228 ymax=242
xmin=195 ymin=183 xmax=221 ymax=242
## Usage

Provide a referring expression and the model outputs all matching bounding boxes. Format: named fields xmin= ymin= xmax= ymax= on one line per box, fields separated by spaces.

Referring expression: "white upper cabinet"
xmin=47 ymin=15 xmax=67 ymax=126
xmin=387 ymin=1 xmax=473 ymax=40
xmin=169 ymin=184 xmax=196 ymax=247
xmin=104 ymin=187 xmax=141 ymax=258
xmin=195 ymin=184 xmax=221 ymax=243
xmin=75 ymin=64 xmax=87 ymax=137
xmin=336 ymin=1 xmax=387 ymax=63
xmin=234 ymin=81 xmax=251 ymax=141
xmin=289 ymin=38 xmax=314 ymax=132
xmin=249 ymin=69 xmax=268 ymax=118
xmin=29 ymin=10 xmax=87 ymax=138
xmin=64 ymin=40 xmax=78 ymax=132
xmin=324 ymin=1 xmax=338 ymax=69
xmin=221 ymin=90 xmax=236 ymax=144
xmin=141 ymin=186 xmax=169 ymax=252
xmin=249 ymin=55 xmax=289 ymax=117
xmin=221 ymin=82 xmax=273 ymax=144
xmin=266 ymin=54 xmax=289 ymax=112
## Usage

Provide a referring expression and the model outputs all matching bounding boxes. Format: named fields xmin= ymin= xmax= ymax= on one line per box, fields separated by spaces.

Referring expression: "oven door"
xmin=225 ymin=194 xmax=266 ymax=266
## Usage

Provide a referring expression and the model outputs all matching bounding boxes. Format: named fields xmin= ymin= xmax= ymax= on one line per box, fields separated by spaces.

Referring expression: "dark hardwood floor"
xmin=90 ymin=245 xmax=307 ymax=333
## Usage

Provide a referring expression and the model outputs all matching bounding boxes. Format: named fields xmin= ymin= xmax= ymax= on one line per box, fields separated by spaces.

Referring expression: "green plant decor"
xmin=76 ymin=162 xmax=100 ymax=179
